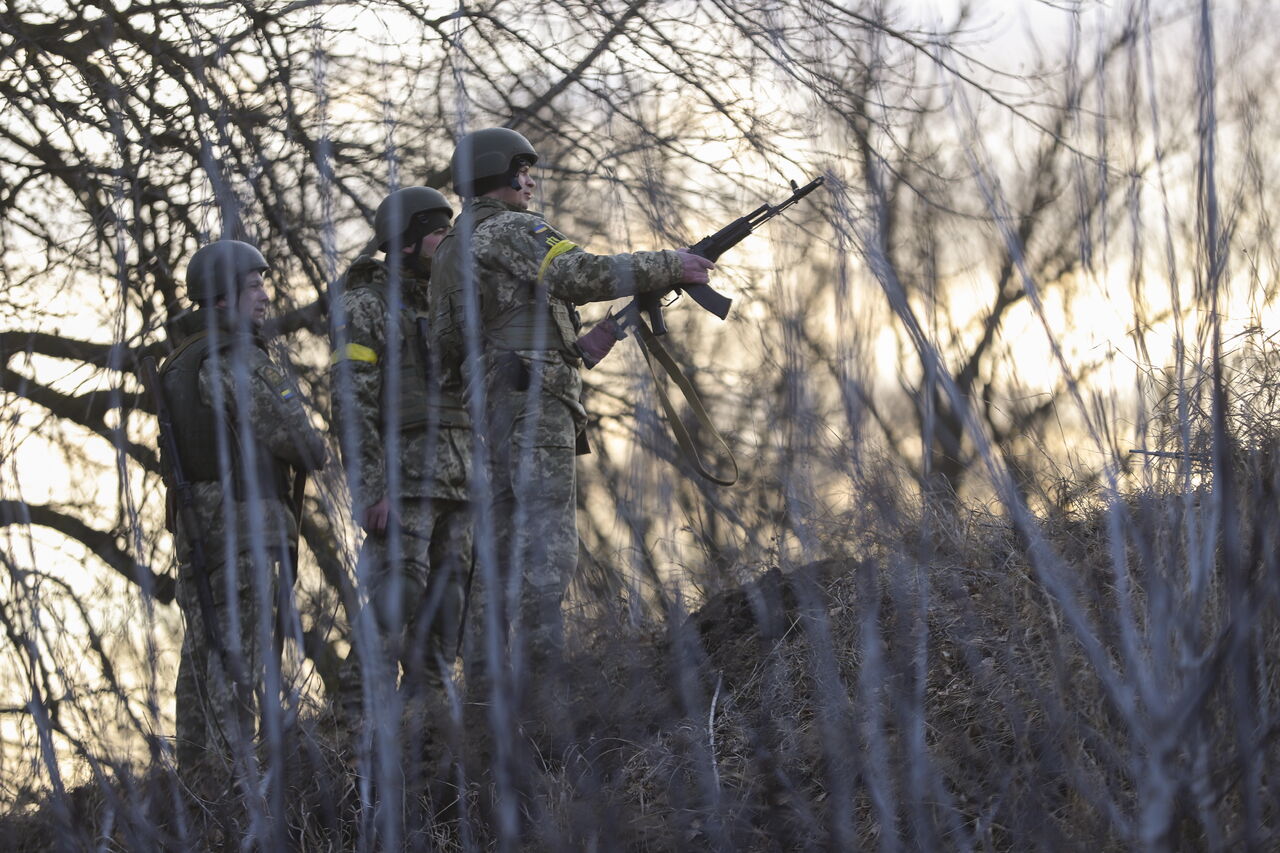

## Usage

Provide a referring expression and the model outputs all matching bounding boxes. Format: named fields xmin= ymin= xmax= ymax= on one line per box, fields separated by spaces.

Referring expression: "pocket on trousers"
xmin=512 ymin=392 xmax=575 ymax=450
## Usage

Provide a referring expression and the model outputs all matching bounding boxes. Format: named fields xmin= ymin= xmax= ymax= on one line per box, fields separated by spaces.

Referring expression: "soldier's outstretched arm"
xmin=491 ymin=214 xmax=695 ymax=305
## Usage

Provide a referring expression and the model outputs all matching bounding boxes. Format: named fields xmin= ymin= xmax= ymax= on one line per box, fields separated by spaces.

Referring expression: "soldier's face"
xmin=493 ymin=164 xmax=535 ymax=210
xmin=416 ymin=225 xmax=450 ymax=260
xmin=235 ymin=272 xmax=270 ymax=329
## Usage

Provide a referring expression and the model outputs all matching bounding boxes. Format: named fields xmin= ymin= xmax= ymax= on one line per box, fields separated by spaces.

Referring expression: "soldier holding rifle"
xmin=429 ymin=128 xmax=715 ymax=732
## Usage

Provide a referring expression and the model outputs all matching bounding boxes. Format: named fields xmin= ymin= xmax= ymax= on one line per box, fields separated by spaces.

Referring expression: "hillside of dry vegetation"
xmin=4 ymin=456 xmax=1279 ymax=851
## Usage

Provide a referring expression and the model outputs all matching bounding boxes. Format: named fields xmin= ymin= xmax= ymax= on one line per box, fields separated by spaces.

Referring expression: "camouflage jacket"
xmin=330 ymin=255 xmax=470 ymax=504
xmin=429 ymin=197 xmax=685 ymax=426
xmin=167 ymin=313 xmax=325 ymax=564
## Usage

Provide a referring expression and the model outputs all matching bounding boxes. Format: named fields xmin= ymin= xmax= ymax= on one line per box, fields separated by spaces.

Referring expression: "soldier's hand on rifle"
xmin=676 ymin=249 xmax=715 ymax=285
xmin=363 ymin=495 xmax=393 ymax=533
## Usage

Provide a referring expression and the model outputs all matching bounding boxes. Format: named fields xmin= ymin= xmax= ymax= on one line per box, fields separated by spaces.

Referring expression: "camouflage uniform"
xmin=330 ymin=256 xmax=471 ymax=705
xmin=429 ymin=196 xmax=685 ymax=698
xmin=165 ymin=310 xmax=324 ymax=777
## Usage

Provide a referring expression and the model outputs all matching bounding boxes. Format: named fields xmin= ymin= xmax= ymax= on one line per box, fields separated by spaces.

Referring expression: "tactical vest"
xmin=159 ymin=327 xmax=288 ymax=497
xmin=458 ymin=204 xmax=582 ymax=357
xmin=345 ymin=261 xmax=469 ymax=430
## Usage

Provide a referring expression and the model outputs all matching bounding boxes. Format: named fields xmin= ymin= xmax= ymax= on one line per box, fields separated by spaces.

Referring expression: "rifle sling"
xmin=633 ymin=319 xmax=738 ymax=486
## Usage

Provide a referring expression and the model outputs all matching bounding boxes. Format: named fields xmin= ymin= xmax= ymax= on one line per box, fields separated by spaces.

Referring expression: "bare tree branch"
xmin=0 ymin=501 xmax=174 ymax=604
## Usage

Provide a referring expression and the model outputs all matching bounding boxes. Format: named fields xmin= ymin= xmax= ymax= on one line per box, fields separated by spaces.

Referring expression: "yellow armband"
xmin=537 ymin=239 xmax=578 ymax=284
xmin=330 ymin=343 xmax=378 ymax=365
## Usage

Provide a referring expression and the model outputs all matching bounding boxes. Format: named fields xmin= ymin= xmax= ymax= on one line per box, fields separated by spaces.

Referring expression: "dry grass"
xmin=5 ymin=457 xmax=1280 ymax=850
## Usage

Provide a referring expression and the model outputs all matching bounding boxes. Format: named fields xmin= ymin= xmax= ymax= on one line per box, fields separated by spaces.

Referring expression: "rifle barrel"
xmin=1128 ymin=448 xmax=1212 ymax=461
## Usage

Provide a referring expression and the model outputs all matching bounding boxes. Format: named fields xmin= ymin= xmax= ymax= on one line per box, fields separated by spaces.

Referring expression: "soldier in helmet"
xmin=163 ymin=239 xmax=325 ymax=780
xmin=429 ymin=128 xmax=715 ymax=734
xmin=329 ymin=187 xmax=471 ymax=730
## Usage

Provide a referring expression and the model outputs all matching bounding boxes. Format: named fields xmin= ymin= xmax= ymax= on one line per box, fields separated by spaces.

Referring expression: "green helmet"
xmin=372 ymin=186 xmax=453 ymax=253
xmin=451 ymin=127 xmax=538 ymax=196
xmin=186 ymin=240 xmax=268 ymax=306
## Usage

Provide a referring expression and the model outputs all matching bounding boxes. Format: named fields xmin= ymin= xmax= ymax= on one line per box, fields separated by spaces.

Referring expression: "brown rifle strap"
xmin=633 ymin=319 xmax=738 ymax=486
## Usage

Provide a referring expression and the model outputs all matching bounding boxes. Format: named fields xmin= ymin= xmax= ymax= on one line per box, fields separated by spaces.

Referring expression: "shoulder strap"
xmin=472 ymin=204 xmax=510 ymax=227
xmin=436 ymin=203 xmax=513 ymax=256
xmin=160 ymin=328 xmax=211 ymax=374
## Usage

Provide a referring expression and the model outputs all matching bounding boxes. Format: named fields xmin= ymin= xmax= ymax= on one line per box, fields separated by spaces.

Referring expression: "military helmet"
xmin=451 ymin=127 xmax=538 ymax=196
xmin=186 ymin=240 xmax=269 ymax=306
xmin=373 ymin=186 xmax=453 ymax=253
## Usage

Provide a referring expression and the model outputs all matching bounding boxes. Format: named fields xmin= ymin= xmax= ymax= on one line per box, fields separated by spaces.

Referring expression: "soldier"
xmin=329 ymin=187 xmax=471 ymax=724
xmin=429 ymin=128 xmax=715 ymax=726
xmin=162 ymin=240 xmax=325 ymax=780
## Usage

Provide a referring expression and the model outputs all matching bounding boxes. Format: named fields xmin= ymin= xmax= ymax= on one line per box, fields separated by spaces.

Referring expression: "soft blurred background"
xmin=3 ymin=0 xmax=1280 ymax=849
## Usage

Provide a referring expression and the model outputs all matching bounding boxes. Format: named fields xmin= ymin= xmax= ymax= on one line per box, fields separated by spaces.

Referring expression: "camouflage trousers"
xmin=341 ymin=495 xmax=471 ymax=718
xmin=465 ymin=383 xmax=578 ymax=714
xmin=174 ymin=547 xmax=291 ymax=781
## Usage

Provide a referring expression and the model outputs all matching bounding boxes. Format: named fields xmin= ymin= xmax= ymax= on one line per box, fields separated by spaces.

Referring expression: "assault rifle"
xmin=1128 ymin=448 xmax=1213 ymax=465
xmin=139 ymin=355 xmax=251 ymax=696
xmin=626 ymin=175 xmax=825 ymax=337
xmin=577 ymin=176 xmax=825 ymax=487
xmin=1129 ymin=448 xmax=1210 ymax=459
